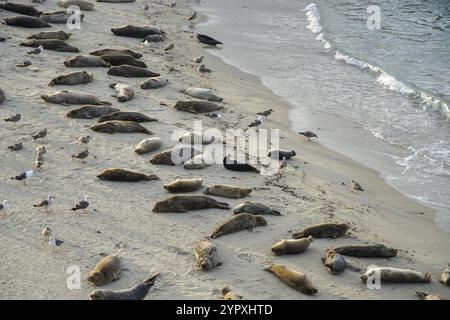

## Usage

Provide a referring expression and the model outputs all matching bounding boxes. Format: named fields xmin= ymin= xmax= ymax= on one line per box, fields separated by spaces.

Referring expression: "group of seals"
xmin=97 ymin=168 xmax=159 ymax=182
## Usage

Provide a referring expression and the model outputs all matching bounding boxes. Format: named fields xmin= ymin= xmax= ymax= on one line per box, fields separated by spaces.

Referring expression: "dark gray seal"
xmin=4 ymin=16 xmax=51 ymax=28
xmin=111 ymin=24 xmax=162 ymax=38
xmin=90 ymin=274 xmax=158 ymax=300
xmin=20 ymin=39 xmax=79 ymax=52
xmin=97 ymin=111 xmax=157 ymax=123
xmin=100 ymin=54 xmax=146 ymax=68
xmin=107 ymin=65 xmax=160 ymax=78
xmin=66 ymin=105 xmax=119 ymax=119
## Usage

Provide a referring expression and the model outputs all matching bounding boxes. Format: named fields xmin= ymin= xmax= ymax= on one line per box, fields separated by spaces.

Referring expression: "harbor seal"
xmin=263 ymin=264 xmax=317 ymax=296
xmin=223 ymin=155 xmax=260 ymax=174
xmin=27 ymin=30 xmax=71 ymax=40
xmin=135 ymin=137 xmax=162 ymax=154
xmin=439 ymin=264 xmax=449 ymax=286
xmin=333 ymin=244 xmax=398 ymax=258
xmin=107 ymin=65 xmax=160 ymax=78
xmin=40 ymin=11 xmax=84 ymax=24
xmin=292 ymin=223 xmax=349 ymax=239
xmin=152 ymin=195 xmax=229 ymax=213
xmin=416 ymin=291 xmax=447 ymax=300
xmin=197 ymin=34 xmax=222 ymax=46
xmin=57 ymin=0 xmax=95 ymax=11
xmin=4 ymin=16 xmax=50 ymax=28
xmin=101 ymin=54 xmax=146 ymax=68
xmin=233 ymin=202 xmax=280 ymax=216
xmin=204 ymin=185 xmax=252 ymax=199
xmin=66 ymin=105 xmax=119 ymax=119
xmin=211 ymin=213 xmax=267 ymax=239
xmin=111 ymin=25 xmax=162 ymax=38
xmin=222 ymin=286 xmax=243 ymax=300
xmin=361 ymin=267 xmax=431 ymax=284
xmin=181 ymin=87 xmax=223 ymax=102
xmin=98 ymin=111 xmax=157 ymax=123
xmin=271 ymin=236 xmax=313 ymax=256
xmin=268 ymin=149 xmax=296 ymax=160
xmin=150 ymin=147 xmax=201 ymax=166
xmin=90 ymin=48 xmax=142 ymax=59
xmin=88 ymin=253 xmax=122 ymax=286
xmin=183 ymin=154 xmax=210 ymax=170
xmin=0 ymin=3 xmax=42 ymax=17
xmin=48 ymin=71 xmax=93 ymax=87
xmin=164 ymin=178 xmax=203 ymax=193
xmin=20 ymin=39 xmax=79 ymax=52
xmin=64 ymin=55 xmax=109 ymax=67
xmin=109 ymin=83 xmax=134 ymax=102
xmin=178 ymin=132 xmax=216 ymax=145
xmin=140 ymin=77 xmax=169 ymax=89
xmin=173 ymin=100 xmax=222 ymax=114
xmin=97 ymin=168 xmax=158 ymax=182
xmin=195 ymin=237 xmax=221 ymax=271
xmin=90 ymin=274 xmax=158 ymax=300
xmin=91 ymin=121 xmax=152 ymax=135
xmin=321 ymin=249 xmax=346 ymax=274
xmin=42 ymin=91 xmax=111 ymax=105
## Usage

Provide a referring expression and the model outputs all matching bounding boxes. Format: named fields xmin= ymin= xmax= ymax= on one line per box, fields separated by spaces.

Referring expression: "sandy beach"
xmin=0 ymin=0 xmax=449 ymax=300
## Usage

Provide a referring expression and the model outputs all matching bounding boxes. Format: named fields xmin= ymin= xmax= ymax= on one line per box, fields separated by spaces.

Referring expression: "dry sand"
xmin=0 ymin=0 xmax=449 ymax=300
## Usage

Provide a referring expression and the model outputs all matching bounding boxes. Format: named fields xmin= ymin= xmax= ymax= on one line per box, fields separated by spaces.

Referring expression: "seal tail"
xmin=142 ymin=127 xmax=153 ymax=135
xmin=99 ymin=101 xmax=112 ymax=106
xmin=271 ymin=210 xmax=281 ymax=216
xmin=48 ymin=80 xmax=56 ymax=87
xmin=216 ymin=202 xmax=230 ymax=210
xmin=143 ymin=273 xmax=159 ymax=285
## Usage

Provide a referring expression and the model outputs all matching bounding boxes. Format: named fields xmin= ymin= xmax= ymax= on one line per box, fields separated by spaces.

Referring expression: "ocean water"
xmin=193 ymin=0 xmax=450 ymax=231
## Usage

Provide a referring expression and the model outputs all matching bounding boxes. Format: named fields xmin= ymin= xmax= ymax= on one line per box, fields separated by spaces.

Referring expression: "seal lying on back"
xmin=222 ymin=286 xmax=243 ymax=300
xmin=111 ymin=24 xmax=162 ymax=38
xmin=109 ymin=83 xmax=134 ymax=102
xmin=361 ymin=267 xmax=431 ymax=284
xmin=49 ymin=71 xmax=93 ymax=87
xmin=233 ymin=202 xmax=280 ymax=216
xmin=164 ymin=178 xmax=203 ymax=193
xmin=135 ymin=137 xmax=162 ymax=154
xmin=211 ymin=213 xmax=267 ymax=239
xmin=271 ymin=236 xmax=313 ymax=256
xmin=292 ymin=223 xmax=349 ymax=239
xmin=223 ymin=155 xmax=260 ymax=174
xmin=181 ymin=88 xmax=223 ymax=102
xmin=321 ymin=249 xmax=346 ymax=274
xmin=98 ymin=111 xmax=157 ymax=123
xmin=28 ymin=30 xmax=71 ymax=40
xmin=101 ymin=54 xmax=146 ymax=68
xmin=57 ymin=0 xmax=94 ymax=11
xmin=195 ymin=237 xmax=221 ymax=271
xmin=440 ymin=264 xmax=450 ymax=286
xmin=416 ymin=291 xmax=447 ymax=301
xmin=97 ymin=168 xmax=159 ymax=182
xmin=64 ymin=55 xmax=109 ymax=67
xmin=66 ymin=105 xmax=119 ymax=119
xmin=204 ymin=185 xmax=252 ymax=199
xmin=153 ymin=195 xmax=229 ymax=213
xmin=140 ymin=77 xmax=168 ymax=89
xmin=150 ymin=147 xmax=201 ymax=166
xmin=90 ymin=48 xmax=142 ymax=59
xmin=0 ymin=3 xmax=42 ymax=17
xmin=40 ymin=11 xmax=85 ymax=24
xmin=90 ymin=274 xmax=158 ymax=300
xmin=333 ymin=244 xmax=397 ymax=258
xmin=4 ymin=16 xmax=51 ymax=28
xmin=21 ymin=39 xmax=78 ymax=52
xmin=268 ymin=149 xmax=296 ymax=160
xmin=263 ymin=264 xmax=318 ymax=296
xmin=42 ymin=91 xmax=111 ymax=105
xmin=88 ymin=253 xmax=122 ymax=286
xmin=173 ymin=100 xmax=222 ymax=114
xmin=108 ymin=65 xmax=160 ymax=78
xmin=91 ymin=121 xmax=152 ymax=135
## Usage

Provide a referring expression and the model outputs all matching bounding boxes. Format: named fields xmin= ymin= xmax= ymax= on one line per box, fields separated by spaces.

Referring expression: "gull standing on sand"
xmin=192 ymin=55 xmax=204 ymax=63
xmin=32 ymin=128 xmax=47 ymax=140
xmin=34 ymin=196 xmax=56 ymax=212
xmin=11 ymin=170 xmax=34 ymax=185
xmin=42 ymin=227 xmax=52 ymax=241
xmin=188 ymin=11 xmax=197 ymax=21
xmin=0 ymin=200 xmax=10 ymax=215
xmin=298 ymin=131 xmax=318 ymax=141
xmin=49 ymin=236 xmax=64 ymax=252
xmin=198 ymin=64 xmax=212 ymax=74
xmin=35 ymin=153 xmax=45 ymax=168
xmin=71 ymin=196 xmax=90 ymax=213
xmin=8 ymin=142 xmax=23 ymax=151
xmin=76 ymin=135 xmax=91 ymax=144
xmin=27 ymin=45 xmax=43 ymax=56
xmin=4 ymin=113 xmax=21 ymax=124
xmin=142 ymin=40 xmax=150 ymax=48
xmin=72 ymin=149 xmax=89 ymax=161
xmin=257 ymin=108 xmax=273 ymax=117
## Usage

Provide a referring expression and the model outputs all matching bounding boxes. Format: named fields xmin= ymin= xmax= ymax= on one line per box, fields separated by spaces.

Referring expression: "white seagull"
xmin=0 ymin=200 xmax=11 ymax=215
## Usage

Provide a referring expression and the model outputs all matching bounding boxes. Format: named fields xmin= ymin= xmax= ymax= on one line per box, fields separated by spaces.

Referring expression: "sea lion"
xmin=263 ymin=264 xmax=317 ymax=296
xmin=210 ymin=213 xmax=267 ymax=239
xmin=223 ymin=155 xmax=260 ymax=174
xmin=98 ymin=111 xmax=157 ymax=123
xmin=0 ymin=3 xmax=42 ymax=17
xmin=292 ymin=223 xmax=349 ymax=239
xmin=27 ymin=30 xmax=71 ymax=40
xmin=205 ymin=185 xmax=252 ymax=199
xmin=40 ymin=11 xmax=84 ymax=24
xmin=111 ymin=24 xmax=162 ymax=38
xmin=178 ymin=132 xmax=216 ymax=145
xmin=321 ymin=249 xmax=346 ymax=274
xmin=4 ymin=15 xmax=50 ymax=28
xmin=233 ymin=202 xmax=280 ymax=215
xmin=164 ymin=178 xmax=203 ymax=193
xmin=268 ymin=149 xmax=296 ymax=160
xmin=135 ymin=137 xmax=162 ymax=154
xmin=142 ymin=34 xmax=165 ymax=42
xmin=21 ymin=39 xmax=78 ymax=52
xmin=57 ymin=0 xmax=95 ymax=11
xmin=183 ymin=154 xmax=210 ymax=170
xmin=48 ymin=71 xmax=94 ymax=87
xmin=64 ymin=55 xmax=109 ymax=67
xmin=173 ymin=100 xmax=222 ymax=114
xmin=89 ymin=48 xmax=142 ymax=59
xmin=91 ymin=121 xmax=152 ymax=135
xmin=107 ymin=65 xmax=159 ymax=78
xmin=150 ymin=147 xmax=201 ymax=166
xmin=97 ymin=168 xmax=159 ymax=182
xmin=109 ymin=83 xmax=134 ymax=102
xmin=361 ymin=267 xmax=431 ymax=284
xmin=90 ymin=274 xmax=158 ymax=300
xmin=222 ymin=286 xmax=243 ymax=300
xmin=66 ymin=105 xmax=119 ymax=119
xmin=181 ymin=88 xmax=223 ymax=102
xmin=153 ymin=195 xmax=229 ymax=213
xmin=42 ymin=91 xmax=111 ymax=106
xmin=101 ymin=54 xmax=146 ymax=68
xmin=439 ymin=264 xmax=450 ymax=286
xmin=140 ymin=77 xmax=168 ymax=89
xmin=416 ymin=291 xmax=447 ymax=301
xmin=195 ymin=237 xmax=221 ymax=271
xmin=333 ymin=244 xmax=398 ymax=258
xmin=271 ymin=236 xmax=313 ymax=256
xmin=87 ymin=253 xmax=122 ymax=286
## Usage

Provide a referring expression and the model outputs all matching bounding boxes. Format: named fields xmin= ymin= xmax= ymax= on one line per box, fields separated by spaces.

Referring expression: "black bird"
xmin=223 ymin=155 xmax=260 ymax=174
xmin=32 ymin=128 xmax=47 ymax=140
xmin=71 ymin=196 xmax=90 ymax=212
xmin=8 ymin=142 xmax=23 ymax=151
xmin=197 ymin=34 xmax=223 ymax=46
xmin=299 ymin=131 xmax=318 ymax=141
xmin=11 ymin=170 xmax=34 ymax=185
xmin=72 ymin=149 xmax=89 ymax=160
xmin=257 ymin=109 xmax=273 ymax=117
xmin=4 ymin=113 xmax=21 ymax=123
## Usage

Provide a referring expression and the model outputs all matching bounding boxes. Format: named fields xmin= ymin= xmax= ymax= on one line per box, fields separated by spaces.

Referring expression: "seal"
xmin=181 ymin=87 xmax=223 ymax=102
xmin=4 ymin=15 xmax=50 ymax=28
xmin=195 ymin=237 xmax=221 ymax=271
xmin=40 ymin=11 xmax=85 ymax=24
xmin=173 ymin=100 xmax=222 ymax=114
xmin=98 ymin=111 xmax=157 ymax=123
xmin=204 ymin=185 xmax=252 ymax=199
xmin=57 ymin=0 xmax=95 ymax=11
xmin=109 ymin=83 xmax=134 ymax=102
xmin=439 ymin=264 xmax=450 ymax=286
xmin=271 ymin=236 xmax=313 ymax=256
xmin=49 ymin=71 xmax=94 ymax=87
xmin=211 ymin=213 xmax=267 ymax=239
xmin=140 ymin=77 xmax=169 ymax=89
xmin=87 ymin=253 xmax=122 ymax=286
xmin=183 ymin=154 xmax=210 ymax=170
xmin=223 ymin=155 xmax=260 ymax=174
xmin=197 ymin=34 xmax=222 ymax=46
xmin=153 ymin=195 xmax=229 ymax=213
xmin=90 ymin=48 xmax=142 ymax=59
xmin=263 ymin=264 xmax=318 ymax=296
xmin=222 ymin=286 xmax=243 ymax=300
xmin=20 ymin=39 xmax=79 ymax=52
xmin=292 ymin=223 xmax=349 ymax=239
xmin=101 ymin=54 xmax=146 ymax=68
xmin=268 ymin=149 xmax=296 ymax=160
xmin=42 ymin=91 xmax=111 ymax=105
xmin=164 ymin=178 xmax=203 ymax=193
xmin=416 ymin=291 xmax=447 ymax=301
xmin=111 ymin=24 xmax=162 ymax=38
xmin=361 ymin=266 xmax=431 ymax=284
xmin=91 ymin=121 xmax=152 ymax=135
xmin=135 ymin=137 xmax=162 ymax=154
xmin=233 ymin=202 xmax=280 ymax=215
xmin=178 ymin=132 xmax=216 ymax=145
xmin=107 ymin=65 xmax=159 ymax=78
xmin=90 ymin=274 xmax=158 ymax=300
xmin=0 ymin=3 xmax=42 ymax=17
xmin=66 ymin=105 xmax=119 ymax=119
xmin=97 ymin=168 xmax=159 ymax=182
xmin=150 ymin=147 xmax=201 ymax=166
xmin=27 ymin=30 xmax=71 ymax=40
xmin=64 ymin=55 xmax=109 ymax=67
xmin=333 ymin=244 xmax=398 ymax=258
xmin=321 ymin=249 xmax=346 ymax=274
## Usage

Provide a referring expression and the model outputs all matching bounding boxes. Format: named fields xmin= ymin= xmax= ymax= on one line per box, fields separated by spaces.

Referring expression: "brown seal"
xmin=49 ymin=71 xmax=93 ymax=87
xmin=97 ymin=111 xmax=157 ymax=123
xmin=439 ymin=264 xmax=450 ymax=286
xmin=20 ymin=39 xmax=79 ymax=52
xmin=263 ymin=264 xmax=317 ymax=295
xmin=27 ymin=30 xmax=71 ymax=40
xmin=41 ymin=91 xmax=112 ymax=105
xmin=150 ymin=147 xmax=201 ymax=166
xmin=361 ymin=267 xmax=431 ymax=284
xmin=90 ymin=274 xmax=159 ymax=300
xmin=87 ymin=253 xmax=122 ymax=286
xmin=204 ymin=185 xmax=252 ymax=199
xmin=64 ymin=55 xmax=109 ymax=67
xmin=211 ymin=213 xmax=267 ymax=239
xmin=66 ymin=105 xmax=119 ymax=119
xmin=0 ymin=3 xmax=42 ymax=17
xmin=91 ymin=121 xmax=152 ymax=134
xmin=107 ymin=65 xmax=160 ymax=78
xmin=333 ymin=244 xmax=397 ymax=258
xmin=152 ymin=195 xmax=229 ymax=213
xmin=221 ymin=286 xmax=243 ymax=300
xmin=292 ymin=223 xmax=349 ymax=239
xmin=271 ymin=236 xmax=313 ymax=256
xmin=195 ymin=237 xmax=221 ymax=271
xmin=233 ymin=202 xmax=280 ymax=216
xmin=97 ymin=168 xmax=159 ymax=182
xmin=4 ymin=16 xmax=51 ymax=28
xmin=173 ymin=100 xmax=222 ymax=114
xmin=101 ymin=54 xmax=147 ymax=68
xmin=90 ymin=48 xmax=142 ymax=59
xmin=164 ymin=178 xmax=203 ymax=193
xmin=416 ymin=291 xmax=447 ymax=300
xmin=321 ymin=249 xmax=346 ymax=274
xmin=135 ymin=138 xmax=162 ymax=155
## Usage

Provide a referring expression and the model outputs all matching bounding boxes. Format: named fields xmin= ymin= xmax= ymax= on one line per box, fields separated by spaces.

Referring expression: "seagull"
xmin=248 ymin=115 xmax=265 ymax=128
xmin=0 ymin=200 xmax=10 ymax=215
xmin=197 ymin=34 xmax=223 ymax=46
xmin=164 ymin=42 xmax=174 ymax=51
xmin=141 ymin=40 xmax=150 ymax=48
xmin=351 ymin=180 xmax=364 ymax=192
xmin=198 ymin=64 xmax=212 ymax=74
xmin=34 ymin=195 xmax=55 ymax=212
xmin=76 ymin=135 xmax=91 ymax=144
xmin=4 ymin=113 xmax=21 ymax=123
xmin=42 ymin=227 xmax=52 ymax=241
xmin=188 ymin=11 xmax=197 ymax=21
xmin=298 ymin=131 xmax=318 ymax=141
xmin=8 ymin=142 xmax=23 ymax=151
xmin=27 ymin=45 xmax=43 ymax=55
xmin=72 ymin=149 xmax=89 ymax=161
xmin=257 ymin=108 xmax=273 ymax=117
xmin=49 ymin=236 xmax=64 ymax=252
xmin=71 ymin=196 xmax=90 ymax=213
xmin=35 ymin=153 xmax=45 ymax=168
xmin=32 ymin=128 xmax=47 ymax=140
xmin=192 ymin=55 xmax=204 ymax=63
xmin=11 ymin=170 xmax=34 ymax=185
xmin=205 ymin=112 xmax=221 ymax=119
